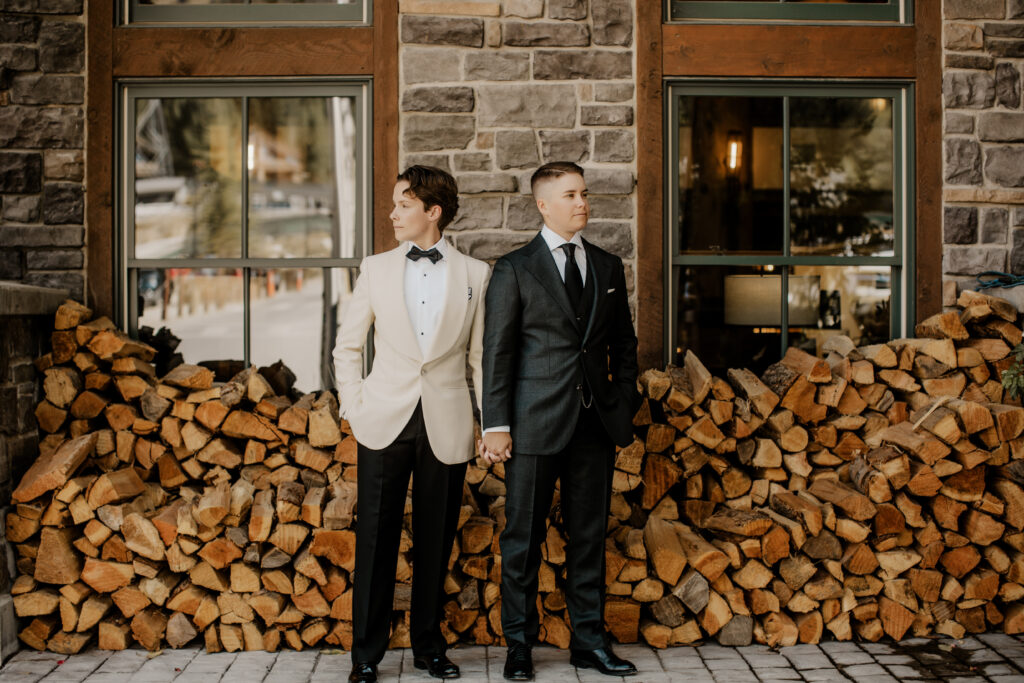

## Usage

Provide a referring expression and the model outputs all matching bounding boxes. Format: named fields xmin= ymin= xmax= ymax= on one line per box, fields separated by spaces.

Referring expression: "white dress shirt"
xmin=484 ymin=225 xmax=586 ymax=437
xmin=404 ymin=237 xmax=448 ymax=357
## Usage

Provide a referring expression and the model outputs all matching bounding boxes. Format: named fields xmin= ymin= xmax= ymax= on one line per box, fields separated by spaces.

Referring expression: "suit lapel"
xmin=423 ymin=245 xmax=469 ymax=363
xmin=521 ymin=233 xmax=581 ymax=332
xmin=581 ymin=239 xmax=609 ymax=343
xmin=380 ymin=247 xmax=422 ymax=361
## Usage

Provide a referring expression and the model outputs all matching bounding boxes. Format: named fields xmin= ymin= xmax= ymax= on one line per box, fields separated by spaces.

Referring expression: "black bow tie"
xmin=407 ymin=246 xmax=442 ymax=264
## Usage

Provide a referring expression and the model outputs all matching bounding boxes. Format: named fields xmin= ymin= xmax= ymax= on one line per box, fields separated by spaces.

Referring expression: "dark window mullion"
xmin=781 ymin=95 xmax=791 ymax=355
xmin=242 ymin=95 xmax=251 ymax=367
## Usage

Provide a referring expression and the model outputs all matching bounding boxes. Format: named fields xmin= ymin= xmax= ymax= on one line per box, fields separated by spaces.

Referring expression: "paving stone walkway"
xmin=2 ymin=634 xmax=1024 ymax=683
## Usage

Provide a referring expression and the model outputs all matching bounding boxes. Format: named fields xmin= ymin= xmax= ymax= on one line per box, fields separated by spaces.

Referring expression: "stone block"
xmin=485 ymin=18 xmax=501 ymax=47
xmin=0 ymin=152 xmax=42 ymax=193
xmin=453 ymin=152 xmax=491 ymax=172
xmin=24 ymin=271 xmax=83 ymax=301
xmin=402 ymin=47 xmax=461 ymax=84
xmin=996 ymin=62 xmax=1022 ymax=108
xmin=401 ymin=15 xmax=484 ymax=47
xmin=594 ymin=83 xmax=633 ymax=102
xmin=401 ymin=86 xmax=475 ymax=112
xmin=0 ymin=45 xmax=36 ymax=71
xmin=979 ymin=112 xmax=1024 ymax=141
xmin=477 ymin=84 xmax=577 ymax=127
xmin=503 ymin=0 xmax=542 ymax=17
xmin=593 ymin=129 xmax=634 ymax=162
xmin=42 ymin=183 xmax=83 ymax=224
xmin=946 ymin=53 xmax=994 ymax=69
xmin=944 ymin=206 xmax=978 ymax=244
xmin=25 ymin=249 xmax=83 ymax=270
xmin=464 ymin=52 xmax=529 ymax=80
xmin=495 ymin=129 xmax=539 ymax=169
xmin=945 ymin=22 xmax=984 ymax=49
xmin=19 ymin=0 xmax=84 ymax=12
xmin=44 ymin=150 xmax=83 ymax=181
xmin=539 ymin=130 xmax=590 ymax=163
xmin=453 ymin=231 xmax=532 ymax=261
xmin=38 ymin=20 xmax=84 ymax=72
xmin=985 ymin=22 xmax=1024 ymax=37
xmin=404 ymin=153 xmax=452 ymax=173
xmin=404 ymin=115 xmax=476 ymax=152
xmin=502 ymin=20 xmax=589 ymax=46
xmin=589 ymin=195 xmax=633 ymax=219
xmin=457 ymin=172 xmax=517 ymax=193
xmin=1013 ymin=229 xmax=1024 ymax=274
xmin=591 ymin=0 xmax=632 ymax=46
xmin=944 ymin=138 xmax=983 ymax=185
xmin=986 ymin=146 xmax=1024 ymax=187
xmin=1 ymin=196 xmax=41 ymax=223
xmin=584 ymin=220 xmax=633 ymax=258
xmin=945 ymin=113 xmax=975 ymax=134
xmin=987 ymin=38 xmax=1024 ymax=57
xmin=943 ymin=246 xmax=1006 ymax=275
xmin=0 ymin=251 xmax=22 ymax=280
xmin=548 ymin=0 xmax=586 ymax=19
xmin=945 ymin=0 xmax=1005 ymax=19
xmin=0 ymin=106 xmax=84 ymax=148
xmin=583 ymin=168 xmax=634 ymax=194
xmin=10 ymin=74 xmax=84 ymax=105
xmin=581 ymin=104 xmax=633 ymax=126
xmin=533 ymin=50 xmax=631 ymax=80
xmin=0 ymin=594 xmax=17 ymax=662
xmin=399 ymin=0 xmax=500 ymax=15
xmin=448 ymin=196 xmax=504 ymax=231
xmin=507 ymin=195 xmax=542 ymax=230
xmin=943 ymin=71 xmax=995 ymax=108
xmin=982 ymin=208 xmax=1009 ymax=244
xmin=0 ymin=15 xmax=38 ymax=42
xmin=1013 ymin=0 xmax=1024 ymax=17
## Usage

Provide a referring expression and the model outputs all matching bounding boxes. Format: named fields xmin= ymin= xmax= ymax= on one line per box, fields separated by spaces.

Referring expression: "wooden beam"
xmin=373 ymin=0 xmax=400 ymax=255
xmin=86 ymin=0 xmax=115 ymax=317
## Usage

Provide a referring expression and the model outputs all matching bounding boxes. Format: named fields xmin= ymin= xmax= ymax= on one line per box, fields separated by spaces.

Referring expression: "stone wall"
xmin=0 ymin=0 xmax=86 ymax=301
xmin=398 ymin=0 xmax=638 ymax=299
xmin=942 ymin=0 xmax=1024 ymax=301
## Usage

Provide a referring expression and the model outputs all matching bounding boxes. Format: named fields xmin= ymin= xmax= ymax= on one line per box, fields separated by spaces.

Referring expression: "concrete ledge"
xmin=0 ymin=281 xmax=69 ymax=317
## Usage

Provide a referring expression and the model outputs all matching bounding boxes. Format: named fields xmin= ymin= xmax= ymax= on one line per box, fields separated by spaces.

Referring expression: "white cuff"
xmin=483 ymin=426 xmax=511 ymax=434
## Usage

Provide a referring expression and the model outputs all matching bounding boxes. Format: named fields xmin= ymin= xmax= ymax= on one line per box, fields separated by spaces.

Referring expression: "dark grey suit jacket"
xmin=482 ymin=232 xmax=641 ymax=454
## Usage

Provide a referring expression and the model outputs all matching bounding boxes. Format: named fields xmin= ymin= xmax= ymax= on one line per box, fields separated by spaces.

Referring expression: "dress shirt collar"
xmin=405 ymin=236 xmax=448 ymax=261
xmin=540 ymin=224 xmax=584 ymax=253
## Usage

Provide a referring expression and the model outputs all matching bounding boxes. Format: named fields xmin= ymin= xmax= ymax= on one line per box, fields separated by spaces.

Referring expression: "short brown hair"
xmin=530 ymin=161 xmax=585 ymax=195
xmin=397 ymin=165 xmax=460 ymax=231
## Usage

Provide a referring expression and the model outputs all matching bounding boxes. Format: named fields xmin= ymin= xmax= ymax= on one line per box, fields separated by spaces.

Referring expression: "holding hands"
xmin=478 ymin=432 xmax=512 ymax=464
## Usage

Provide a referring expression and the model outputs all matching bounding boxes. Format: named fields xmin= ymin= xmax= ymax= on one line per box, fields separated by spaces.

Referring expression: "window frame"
xmin=664 ymin=78 xmax=916 ymax=362
xmin=125 ymin=0 xmax=370 ymax=27
xmin=667 ymin=0 xmax=911 ymax=24
xmin=119 ymin=79 xmax=372 ymax=368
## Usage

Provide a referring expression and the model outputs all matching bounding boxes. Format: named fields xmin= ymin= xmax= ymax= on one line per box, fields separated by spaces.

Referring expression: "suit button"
xmin=576 ymin=384 xmax=582 ymax=391
xmin=582 ymin=348 xmax=587 ymax=354
xmin=421 ymin=369 xmax=426 ymax=375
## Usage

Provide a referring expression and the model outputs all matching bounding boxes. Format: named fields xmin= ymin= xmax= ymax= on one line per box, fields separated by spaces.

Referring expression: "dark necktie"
xmin=407 ymin=246 xmax=442 ymax=264
xmin=560 ymin=243 xmax=583 ymax=312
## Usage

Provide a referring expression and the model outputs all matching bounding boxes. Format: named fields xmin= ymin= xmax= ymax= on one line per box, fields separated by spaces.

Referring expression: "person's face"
xmin=390 ymin=180 xmax=441 ymax=245
xmin=535 ymin=173 xmax=589 ymax=237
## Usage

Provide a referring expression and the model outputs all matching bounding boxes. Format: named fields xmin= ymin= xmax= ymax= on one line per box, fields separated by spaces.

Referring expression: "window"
xmin=122 ymin=82 xmax=370 ymax=392
xmin=126 ymin=0 xmax=369 ymax=25
xmin=667 ymin=81 xmax=912 ymax=376
xmin=668 ymin=0 xmax=910 ymax=23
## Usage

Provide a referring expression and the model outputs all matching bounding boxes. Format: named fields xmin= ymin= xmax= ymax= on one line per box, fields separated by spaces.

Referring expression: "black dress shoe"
xmin=413 ymin=654 xmax=460 ymax=679
xmin=349 ymin=663 xmax=377 ymax=682
xmin=570 ymin=646 xmax=637 ymax=677
xmin=503 ymin=643 xmax=534 ymax=681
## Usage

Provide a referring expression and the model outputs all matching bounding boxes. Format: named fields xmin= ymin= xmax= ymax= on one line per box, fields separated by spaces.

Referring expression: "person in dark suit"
xmin=479 ymin=162 xmax=641 ymax=681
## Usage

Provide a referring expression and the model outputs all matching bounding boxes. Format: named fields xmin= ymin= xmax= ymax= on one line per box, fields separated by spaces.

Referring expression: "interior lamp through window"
xmin=726 ymin=131 xmax=743 ymax=176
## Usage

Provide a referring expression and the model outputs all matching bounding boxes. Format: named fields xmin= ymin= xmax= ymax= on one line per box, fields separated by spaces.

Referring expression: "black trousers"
xmin=499 ymin=403 xmax=615 ymax=650
xmin=351 ymin=402 xmax=467 ymax=665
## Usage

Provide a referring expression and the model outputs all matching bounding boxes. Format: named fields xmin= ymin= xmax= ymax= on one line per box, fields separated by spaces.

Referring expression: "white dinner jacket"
xmin=333 ymin=242 xmax=490 ymax=464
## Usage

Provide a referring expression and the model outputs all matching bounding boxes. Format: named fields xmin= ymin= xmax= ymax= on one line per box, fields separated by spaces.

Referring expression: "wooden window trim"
xmin=86 ymin=0 xmax=398 ymax=319
xmin=635 ymin=4 xmax=942 ymax=370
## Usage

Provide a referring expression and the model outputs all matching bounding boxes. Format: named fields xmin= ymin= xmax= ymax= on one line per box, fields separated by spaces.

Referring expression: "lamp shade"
xmin=723 ymin=274 xmax=820 ymax=327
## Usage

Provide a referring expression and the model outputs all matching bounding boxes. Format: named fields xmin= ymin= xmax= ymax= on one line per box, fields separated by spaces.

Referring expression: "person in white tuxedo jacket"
xmin=333 ymin=166 xmax=490 ymax=683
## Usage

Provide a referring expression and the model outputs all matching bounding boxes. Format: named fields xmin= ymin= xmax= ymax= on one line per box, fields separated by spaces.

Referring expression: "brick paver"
xmin=2 ymin=636 xmax=1024 ymax=682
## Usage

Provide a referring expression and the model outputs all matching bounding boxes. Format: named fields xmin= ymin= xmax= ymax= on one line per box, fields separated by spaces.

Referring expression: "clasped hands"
xmin=477 ymin=432 xmax=512 ymax=464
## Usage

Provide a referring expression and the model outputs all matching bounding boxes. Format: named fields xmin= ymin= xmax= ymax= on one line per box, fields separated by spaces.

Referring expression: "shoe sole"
xmin=569 ymin=657 xmax=637 ymax=677
xmin=412 ymin=662 xmax=459 ymax=679
xmin=503 ymin=673 xmax=534 ymax=682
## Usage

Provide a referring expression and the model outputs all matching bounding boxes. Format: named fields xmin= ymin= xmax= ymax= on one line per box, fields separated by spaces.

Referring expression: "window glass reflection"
xmin=787 ymin=265 xmax=891 ymax=355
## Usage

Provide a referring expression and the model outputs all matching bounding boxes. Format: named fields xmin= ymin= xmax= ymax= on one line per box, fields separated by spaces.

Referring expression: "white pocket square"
xmin=607 ymin=288 xmax=616 ymax=293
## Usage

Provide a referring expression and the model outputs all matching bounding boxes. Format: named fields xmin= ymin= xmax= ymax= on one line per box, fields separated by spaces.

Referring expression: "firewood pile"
xmin=7 ymin=290 xmax=1024 ymax=655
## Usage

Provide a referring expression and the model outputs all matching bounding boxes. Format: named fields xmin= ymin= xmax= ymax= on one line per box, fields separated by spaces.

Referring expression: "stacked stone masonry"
xmin=398 ymin=0 xmax=637 ymax=298
xmin=0 ymin=0 xmax=86 ymax=300
xmin=942 ymin=0 xmax=1024 ymax=298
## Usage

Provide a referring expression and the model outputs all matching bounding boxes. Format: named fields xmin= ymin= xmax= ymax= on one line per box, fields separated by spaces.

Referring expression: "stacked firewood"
xmin=7 ymin=290 xmax=1024 ymax=655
